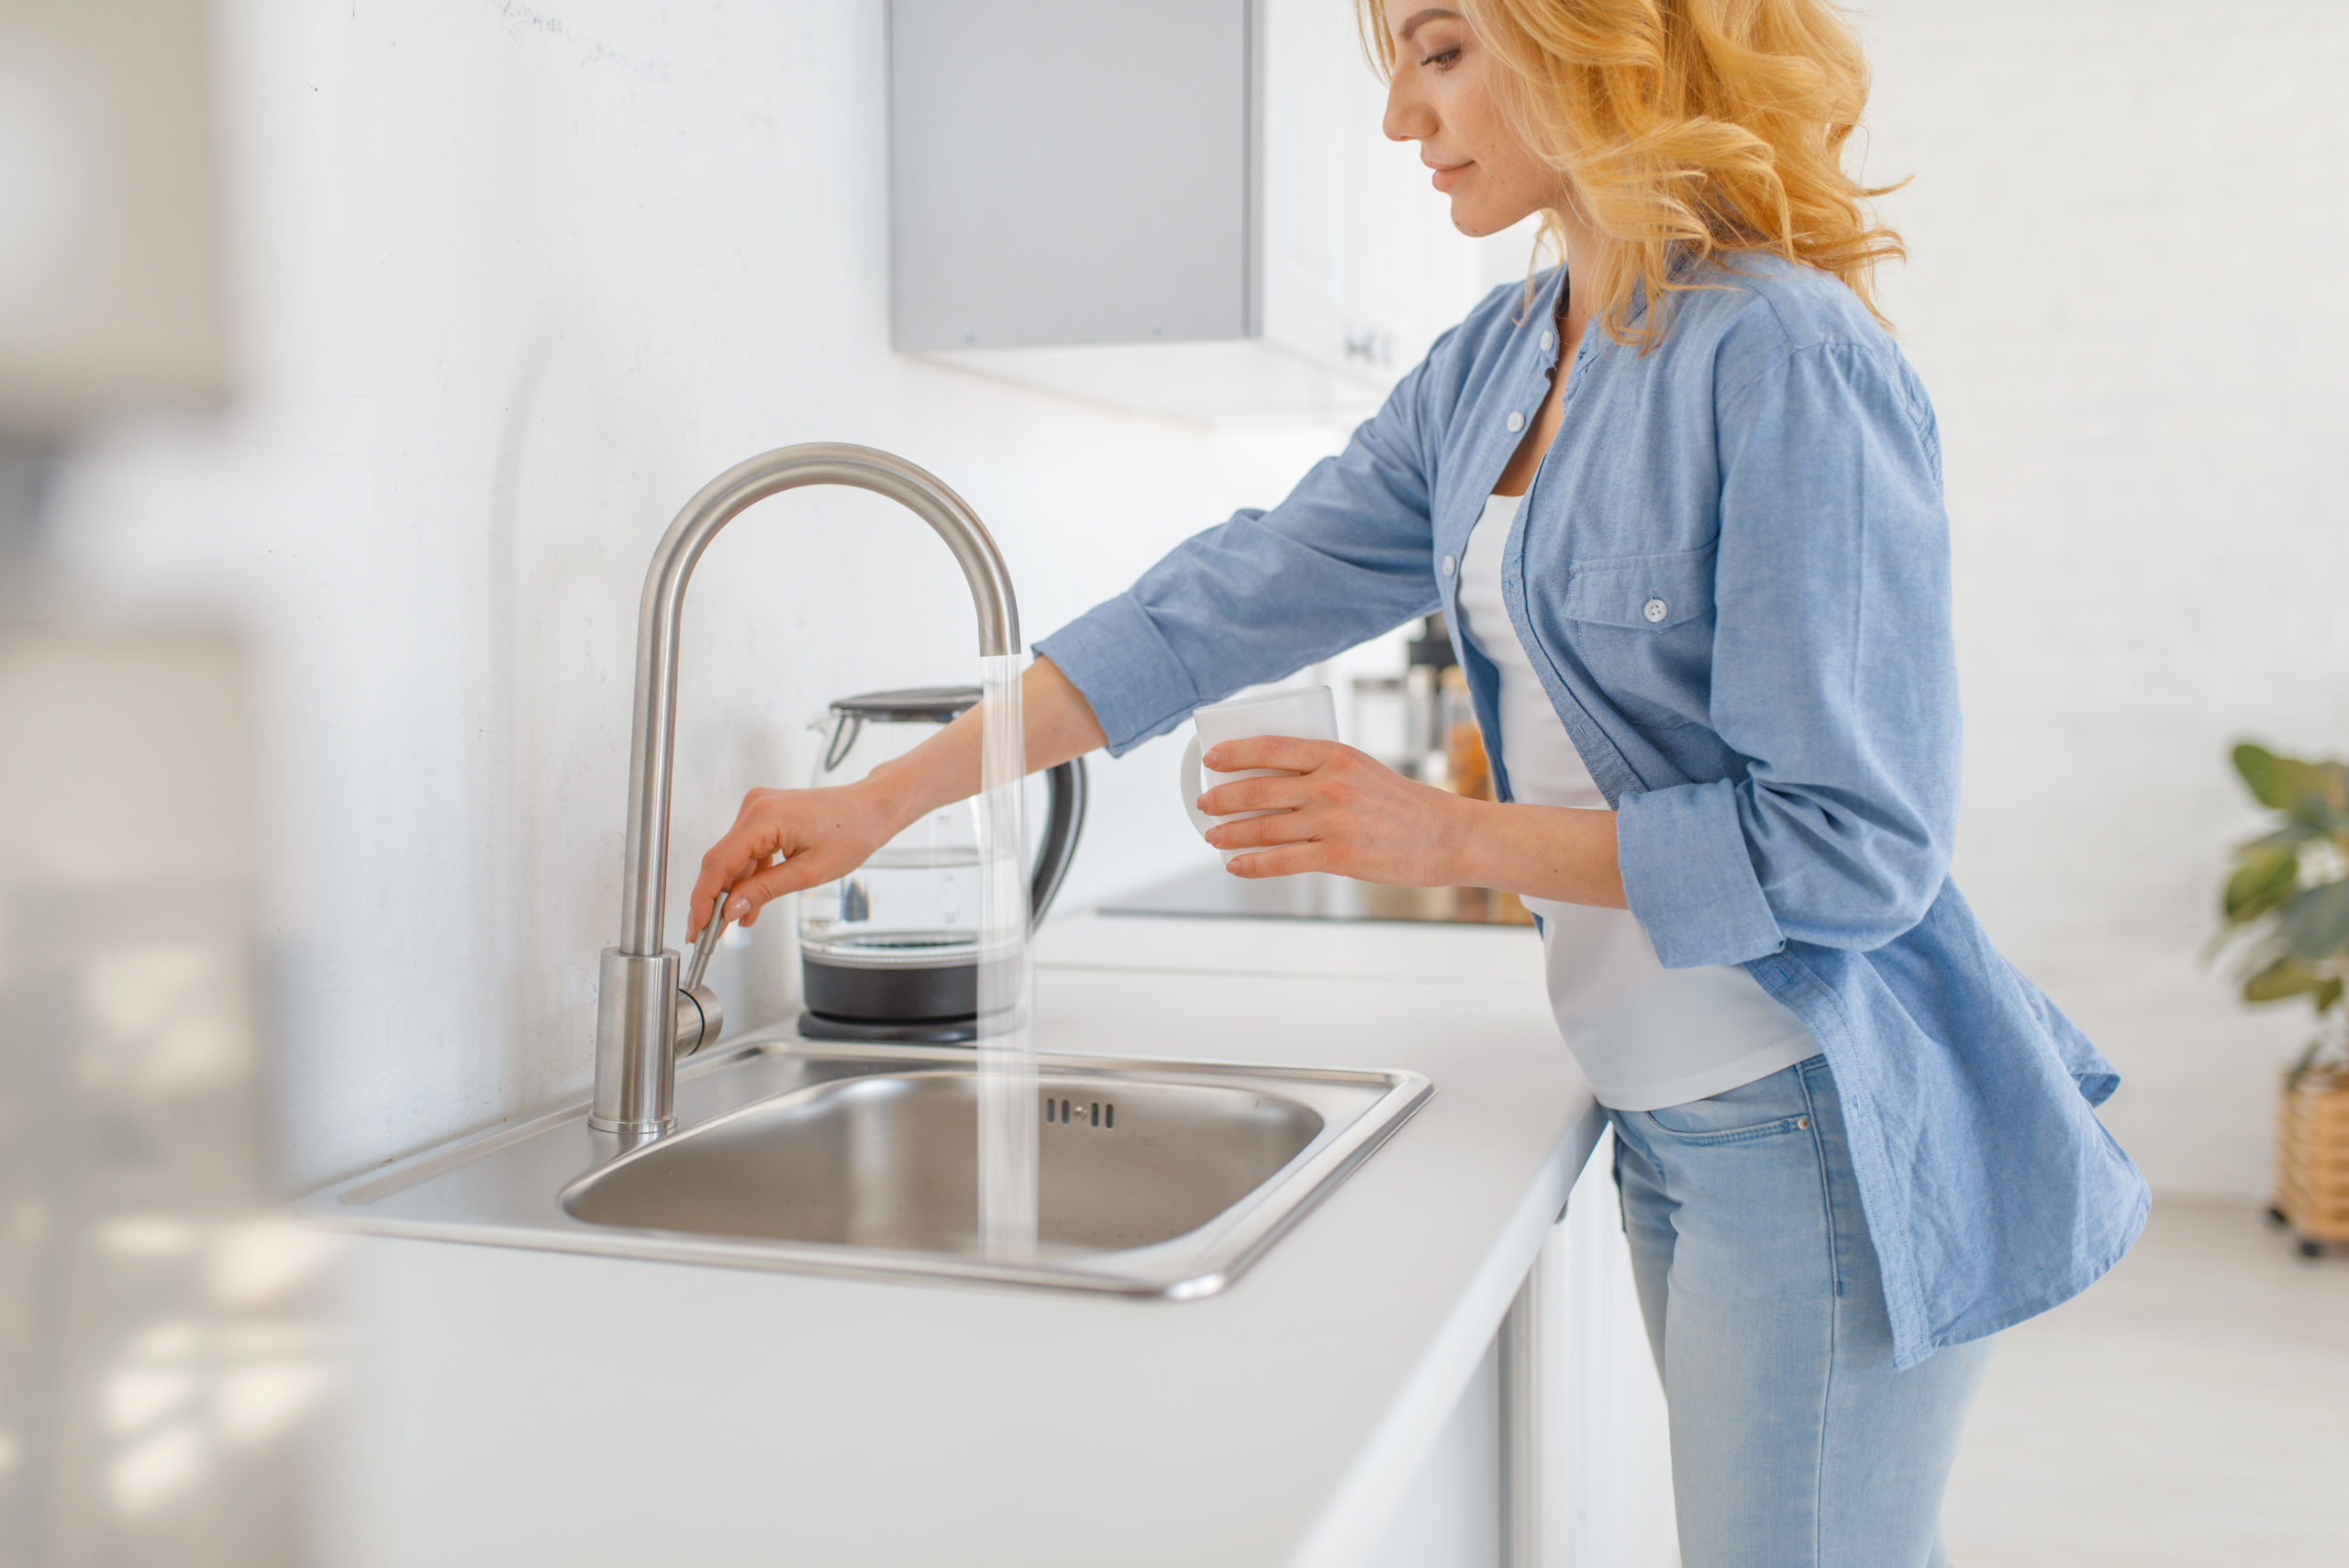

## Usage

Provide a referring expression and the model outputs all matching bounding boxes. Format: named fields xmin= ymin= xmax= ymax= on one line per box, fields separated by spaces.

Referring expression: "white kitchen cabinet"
xmin=1362 ymin=1150 xmax=1678 ymax=1568
xmin=889 ymin=0 xmax=1531 ymax=421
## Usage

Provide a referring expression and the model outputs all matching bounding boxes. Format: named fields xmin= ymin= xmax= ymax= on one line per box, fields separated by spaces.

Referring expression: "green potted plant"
xmin=2214 ymin=742 xmax=2349 ymax=1256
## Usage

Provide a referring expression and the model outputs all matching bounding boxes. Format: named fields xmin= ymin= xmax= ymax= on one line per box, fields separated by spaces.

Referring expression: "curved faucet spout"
xmin=592 ymin=443 xmax=1021 ymax=1136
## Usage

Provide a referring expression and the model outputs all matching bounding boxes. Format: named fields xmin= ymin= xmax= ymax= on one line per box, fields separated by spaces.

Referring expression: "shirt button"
xmin=1506 ymin=411 xmax=1525 ymax=432
xmin=1442 ymin=555 xmax=1456 ymax=576
xmin=1540 ymin=330 xmax=1555 ymax=351
xmin=1643 ymin=598 xmax=1668 ymax=623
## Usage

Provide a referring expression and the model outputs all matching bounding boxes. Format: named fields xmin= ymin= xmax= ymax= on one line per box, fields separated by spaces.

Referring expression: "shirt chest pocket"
xmin=1558 ymin=548 xmax=1717 ymax=730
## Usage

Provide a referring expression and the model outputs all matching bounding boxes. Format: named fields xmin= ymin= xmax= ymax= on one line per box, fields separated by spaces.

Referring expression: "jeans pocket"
xmin=1639 ymin=1065 xmax=1812 ymax=1142
xmin=1639 ymin=1109 xmax=1807 ymax=1144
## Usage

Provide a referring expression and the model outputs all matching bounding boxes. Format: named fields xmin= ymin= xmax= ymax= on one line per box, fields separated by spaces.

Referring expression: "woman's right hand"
xmin=685 ymin=781 xmax=905 ymax=940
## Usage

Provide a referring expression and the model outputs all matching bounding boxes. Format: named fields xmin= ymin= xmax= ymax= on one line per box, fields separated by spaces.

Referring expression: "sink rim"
xmin=295 ymin=1026 xmax=1434 ymax=1301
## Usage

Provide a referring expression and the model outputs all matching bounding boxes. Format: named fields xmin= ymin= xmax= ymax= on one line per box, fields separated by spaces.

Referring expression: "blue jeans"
xmin=1608 ymin=1056 xmax=1996 ymax=1568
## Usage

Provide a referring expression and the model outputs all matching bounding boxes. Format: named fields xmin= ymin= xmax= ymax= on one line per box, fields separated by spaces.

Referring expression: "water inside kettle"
xmin=801 ymin=843 xmax=987 ymax=961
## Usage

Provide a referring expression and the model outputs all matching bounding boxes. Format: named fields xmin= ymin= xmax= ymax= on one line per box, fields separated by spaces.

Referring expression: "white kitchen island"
xmin=324 ymin=909 xmax=1663 ymax=1568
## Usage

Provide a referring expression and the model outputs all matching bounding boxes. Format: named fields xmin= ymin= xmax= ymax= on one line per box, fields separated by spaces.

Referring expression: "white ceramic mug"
xmin=1179 ymin=685 xmax=1340 ymax=865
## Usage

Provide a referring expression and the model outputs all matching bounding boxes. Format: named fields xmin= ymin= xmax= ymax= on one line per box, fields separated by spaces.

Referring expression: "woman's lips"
xmin=1430 ymin=161 xmax=1473 ymax=194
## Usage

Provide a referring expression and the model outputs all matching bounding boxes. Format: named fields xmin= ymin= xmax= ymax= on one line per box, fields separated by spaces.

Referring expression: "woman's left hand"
xmin=1197 ymin=737 xmax=1477 ymax=885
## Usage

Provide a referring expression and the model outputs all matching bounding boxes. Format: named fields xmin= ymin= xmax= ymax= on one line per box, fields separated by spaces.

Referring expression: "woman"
xmin=692 ymin=2 xmax=2147 ymax=1562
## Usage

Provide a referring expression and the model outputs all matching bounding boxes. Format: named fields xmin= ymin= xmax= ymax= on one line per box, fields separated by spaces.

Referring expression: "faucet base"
xmin=588 ymin=1118 xmax=676 ymax=1137
xmin=593 ymin=946 xmax=681 ymax=1133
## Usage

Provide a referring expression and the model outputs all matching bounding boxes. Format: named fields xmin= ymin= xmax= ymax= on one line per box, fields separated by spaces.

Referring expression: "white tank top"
xmin=1453 ymin=492 xmax=1816 ymax=1111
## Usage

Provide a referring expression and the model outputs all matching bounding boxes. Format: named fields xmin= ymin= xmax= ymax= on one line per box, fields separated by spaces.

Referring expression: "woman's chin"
xmin=1444 ymin=191 xmax=1537 ymax=239
xmin=1448 ymin=204 xmax=1508 ymax=239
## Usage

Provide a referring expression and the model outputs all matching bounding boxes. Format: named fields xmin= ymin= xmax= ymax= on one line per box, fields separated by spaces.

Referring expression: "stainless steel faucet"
xmin=592 ymin=443 xmax=1020 ymax=1136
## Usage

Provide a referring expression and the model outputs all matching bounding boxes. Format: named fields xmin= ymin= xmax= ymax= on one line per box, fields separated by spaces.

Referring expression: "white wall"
xmin=42 ymin=0 xmax=1518 ymax=1190
xmin=1858 ymin=0 xmax=2349 ymax=1197
xmin=44 ymin=1 xmax=2345 ymax=1203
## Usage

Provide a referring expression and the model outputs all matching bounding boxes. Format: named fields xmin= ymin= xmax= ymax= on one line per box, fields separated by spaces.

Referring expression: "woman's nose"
xmin=1383 ymin=71 xmax=1433 ymax=143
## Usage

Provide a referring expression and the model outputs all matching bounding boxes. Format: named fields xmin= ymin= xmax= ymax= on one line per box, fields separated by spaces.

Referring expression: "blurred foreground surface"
xmin=0 ymin=629 xmax=339 ymax=1565
xmin=0 ymin=2 xmax=334 ymax=1559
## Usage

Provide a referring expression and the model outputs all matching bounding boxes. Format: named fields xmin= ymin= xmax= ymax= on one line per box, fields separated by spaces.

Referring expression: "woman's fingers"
xmin=724 ymin=848 xmax=844 ymax=927
xmin=686 ymin=798 xmax=795 ymax=937
xmin=1225 ymin=841 xmax=1327 ymax=879
xmin=1203 ymin=735 xmax=1346 ymax=775
xmin=685 ymin=782 xmax=905 ymax=938
xmin=689 ymin=816 xmax=784 ymax=937
xmin=1193 ymin=742 xmax=1482 ymax=888
xmin=1196 ymin=739 xmax=1371 ymax=816
xmin=1208 ymin=805 xmax=1330 ymax=851
xmin=1197 ymin=773 xmax=1315 ymax=817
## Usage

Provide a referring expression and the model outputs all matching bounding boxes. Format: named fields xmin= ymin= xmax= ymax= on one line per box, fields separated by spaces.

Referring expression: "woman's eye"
xmin=1419 ymin=48 xmax=1461 ymax=70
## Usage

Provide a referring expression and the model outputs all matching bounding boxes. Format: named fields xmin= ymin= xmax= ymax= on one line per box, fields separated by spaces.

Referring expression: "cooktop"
xmin=1098 ymin=867 xmax=1534 ymax=927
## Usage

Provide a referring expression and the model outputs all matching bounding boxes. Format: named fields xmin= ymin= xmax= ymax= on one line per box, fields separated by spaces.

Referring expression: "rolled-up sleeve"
xmin=1618 ymin=342 xmax=1959 ymax=966
xmin=1035 ymin=341 xmax=1455 ymax=755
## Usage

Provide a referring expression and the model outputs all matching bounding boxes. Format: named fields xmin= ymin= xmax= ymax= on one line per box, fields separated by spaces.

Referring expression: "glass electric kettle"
xmin=797 ymin=686 xmax=1086 ymax=1042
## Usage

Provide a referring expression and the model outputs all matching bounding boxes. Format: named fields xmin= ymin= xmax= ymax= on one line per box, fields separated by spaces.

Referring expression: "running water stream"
xmin=974 ymin=653 xmax=1038 ymax=1258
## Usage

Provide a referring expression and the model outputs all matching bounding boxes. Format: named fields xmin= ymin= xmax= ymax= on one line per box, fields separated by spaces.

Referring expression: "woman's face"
xmin=1380 ymin=5 xmax=1562 ymax=237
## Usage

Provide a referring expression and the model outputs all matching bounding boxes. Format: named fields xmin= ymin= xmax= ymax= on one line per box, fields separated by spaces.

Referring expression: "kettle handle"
xmin=1028 ymin=756 xmax=1087 ymax=929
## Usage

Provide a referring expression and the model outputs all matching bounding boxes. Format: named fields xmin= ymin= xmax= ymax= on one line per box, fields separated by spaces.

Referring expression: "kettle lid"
xmin=829 ymin=685 xmax=980 ymax=723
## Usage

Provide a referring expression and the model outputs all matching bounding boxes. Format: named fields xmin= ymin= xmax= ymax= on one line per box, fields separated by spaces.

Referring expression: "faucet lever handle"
xmin=674 ymin=891 xmax=730 ymax=1062
xmin=685 ymin=890 xmax=728 ymax=993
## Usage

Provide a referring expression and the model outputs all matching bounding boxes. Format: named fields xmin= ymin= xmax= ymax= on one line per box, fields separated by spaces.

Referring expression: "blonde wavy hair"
xmin=1360 ymin=0 xmax=1905 ymax=349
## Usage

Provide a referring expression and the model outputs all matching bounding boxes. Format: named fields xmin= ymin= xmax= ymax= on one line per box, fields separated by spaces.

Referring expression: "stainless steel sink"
xmin=300 ymin=449 xmax=1432 ymax=1298
xmin=300 ymin=1026 xmax=1431 ymax=1299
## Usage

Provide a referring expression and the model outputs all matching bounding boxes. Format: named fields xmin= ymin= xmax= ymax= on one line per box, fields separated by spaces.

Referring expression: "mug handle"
xmin=1180 ymin=733 xmax=1214 ymax=834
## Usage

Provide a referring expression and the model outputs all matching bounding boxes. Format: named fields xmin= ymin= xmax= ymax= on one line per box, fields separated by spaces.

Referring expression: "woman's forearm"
xmin=863 ymin=655 xmax=1108 ymax=833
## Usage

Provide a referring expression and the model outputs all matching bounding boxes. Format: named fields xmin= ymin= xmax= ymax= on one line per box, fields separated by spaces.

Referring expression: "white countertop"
xmin=333 ymin=910 xmax=1600 ymax=1568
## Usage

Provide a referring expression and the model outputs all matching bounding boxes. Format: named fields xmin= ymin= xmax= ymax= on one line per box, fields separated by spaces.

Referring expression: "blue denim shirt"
xmin=1036 ymin=254 xmax=2147 ymax=1367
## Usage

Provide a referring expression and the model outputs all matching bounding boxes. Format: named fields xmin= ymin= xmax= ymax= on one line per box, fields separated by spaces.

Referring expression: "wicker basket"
xmin=2276 ymin=1068 xmax=2349 ymax=1255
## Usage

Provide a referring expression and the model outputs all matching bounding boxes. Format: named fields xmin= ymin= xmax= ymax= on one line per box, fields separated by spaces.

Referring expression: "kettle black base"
xmin=798 ymin=951 xmax=980 ymax=1046
xmin=796 ymin=1008 xmax=978 ymax=1045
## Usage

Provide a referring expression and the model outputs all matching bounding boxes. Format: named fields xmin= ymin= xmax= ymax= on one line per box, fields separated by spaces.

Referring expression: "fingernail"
xmin=729 ymin=898 xmax=750 ymax=920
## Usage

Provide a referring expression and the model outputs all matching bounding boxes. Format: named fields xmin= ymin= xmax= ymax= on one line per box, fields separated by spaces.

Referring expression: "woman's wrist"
xmin=1431 ymin=790 xmax=1500 ymax=889
xmin=1445 ymin=795 xmax=1523 ymax=893
xmin=859 ymin=740 xmax=963 ymax=840
xmin=1448 ymin=796 xmax=1628 ymax=909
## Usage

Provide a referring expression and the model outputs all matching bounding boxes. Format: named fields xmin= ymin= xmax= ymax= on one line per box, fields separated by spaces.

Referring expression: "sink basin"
xmin=565 ymin=1070 xmax=1327 ymax=1254
xmin=300 ymin=1027 xmax=1431 ymax=1298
